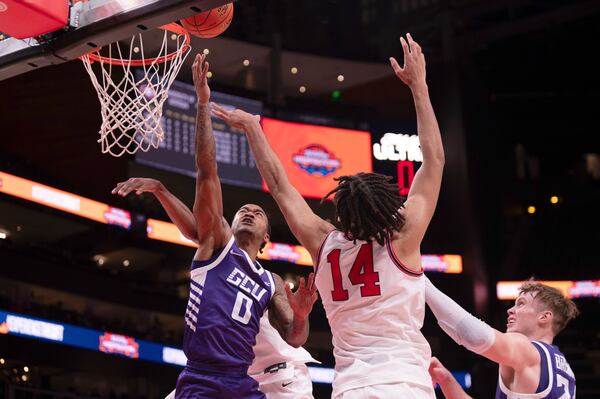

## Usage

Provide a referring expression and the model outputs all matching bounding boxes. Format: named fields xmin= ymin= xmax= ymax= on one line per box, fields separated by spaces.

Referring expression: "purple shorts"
xmin=175 ymin=367 xmax=266 ymax=399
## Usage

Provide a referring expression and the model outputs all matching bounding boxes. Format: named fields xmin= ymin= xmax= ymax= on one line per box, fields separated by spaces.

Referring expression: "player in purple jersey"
xmin=424 ymin=280 xmax=578 ymax=399
xmin=113 ymin=54 xmax=317 ymax=399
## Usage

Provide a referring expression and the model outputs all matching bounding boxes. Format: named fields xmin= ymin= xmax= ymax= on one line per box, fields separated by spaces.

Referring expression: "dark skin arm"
xmin=111 ymin=178 xmax=198 ymax=242
xmin=191 ymin=53 xmax=230 ymax=259
xmin=268 ymin=273 xmax=318 ymax=348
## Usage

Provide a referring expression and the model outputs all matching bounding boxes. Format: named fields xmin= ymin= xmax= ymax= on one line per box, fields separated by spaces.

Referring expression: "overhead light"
xmin=203 ymin=48 xmax=210 ymax=55
xmin=242 ymin=59 xmax=250 ymax=67
xmin=527 ymin=206 xmax=536 ymax=214
xmin=16 ymin=226 xmax=22 ymax=232
xmin=291 ymin=67 xmax=298 ymax=74
xmin=21 ymin=375 xmax=28 ymax=382
xmin=123 ymin=259 xmax=130 ymax=267
xmin=171 ymin=34 xmax=177 ymax=41
xmin=0 ymin=232 xmax=6 ymax=240
xmin=337 ymin=74 xmax=345 ymax=82
xmin=133 ymin=47 xmax=140 ymax=53
xmin=287 ymin=281 xmax=295 ymax=290
xmin=23 ymin=366 xmax=29 ymax=373
xmin=299 ymin=86 xmax=306 ymax=93
xmin=550 ymin=196 xmax=559 ymax=204
xmin=93 ymin=255 xmax=106 ymax=266
xmin=0 ymin=358 xmax=5 ymax=364
xmin=206 ymin=71 xmax=213 ymax=78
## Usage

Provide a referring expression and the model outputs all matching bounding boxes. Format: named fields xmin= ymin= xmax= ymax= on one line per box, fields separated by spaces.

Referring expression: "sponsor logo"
xmin=99 ymin=333 xmax=139 ymax=358
xmin=0 ymin=315 xmax=64 ymax=341
xmin=292 ymin=144 xmax=341 ymax=177
xmin=104 ymin=207 xmax=132 ymax=229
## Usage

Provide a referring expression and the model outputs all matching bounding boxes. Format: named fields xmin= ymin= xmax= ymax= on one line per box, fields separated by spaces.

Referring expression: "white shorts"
xmin=259 ymin=363 xmax=314 ymax=399
xmin=334 ymin=382 xmax=435 ymax=399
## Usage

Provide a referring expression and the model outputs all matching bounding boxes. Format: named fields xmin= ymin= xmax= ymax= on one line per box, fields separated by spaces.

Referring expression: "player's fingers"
xmin=211 ymin=102 xmax=225 ymax=113
xmin=111 ymin=182 xmax=124 ymax=194
xmin=389 ymin=57 xmax=403 ymax=75
xmin=307 ymin=273 xmax=315 ymax=290
xmin=400 ymin=36 xmax=410 ymax=55
xmin=298 ymin=277 xmax=306 ymax=289
xmin=407 ymin=33 xmax=419 ymax=53
xmin=202 ymin=61 xmax=210 ymax=77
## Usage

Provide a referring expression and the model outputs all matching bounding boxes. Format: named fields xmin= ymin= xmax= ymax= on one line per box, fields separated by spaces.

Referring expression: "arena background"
xmin=0 ymin=0 xmax=599 ymax=398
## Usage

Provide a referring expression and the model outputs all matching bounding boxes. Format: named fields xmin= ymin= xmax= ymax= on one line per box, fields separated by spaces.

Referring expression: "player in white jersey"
xmin=212 ymin=33 xmax=444 ymax=399
xmin=113 ymin=177 xmax=318 ymax=399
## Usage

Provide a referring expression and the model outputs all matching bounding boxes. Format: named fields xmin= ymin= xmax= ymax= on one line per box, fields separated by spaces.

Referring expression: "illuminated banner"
xmin=0 ymin=171 xmax=131 ymax=229
xmin=261 ymin=118 xmax=372 ymax=199
xmin=373 ymin=133 xmax=422 ymax=162
xmin=147 ymin=218 xmax=197 ymax=248
xmin=0 ymin=309 xmax=471 ymax=386
xmin=497 ymin=280 xmax=600 ymax=300
xmin=421 ymin=255 xmax=463 ymax=274
xmin=0 ymin=309 xmax=181 ymax=366
xmin=146 ymin=219 xmax=462 ymax=272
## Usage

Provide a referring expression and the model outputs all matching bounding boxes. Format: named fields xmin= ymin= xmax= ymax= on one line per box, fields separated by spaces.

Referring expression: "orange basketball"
xmin=180 ymin=3 xmax=234 ymax=39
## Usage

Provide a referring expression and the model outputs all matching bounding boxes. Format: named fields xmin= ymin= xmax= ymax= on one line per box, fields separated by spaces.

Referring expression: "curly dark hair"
xmin=322 ymin=172 xmax=406 ymax=245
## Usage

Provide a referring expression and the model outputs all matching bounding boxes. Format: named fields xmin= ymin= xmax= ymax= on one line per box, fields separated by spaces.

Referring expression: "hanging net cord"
xmin=81 ymin=28 xmax=190 ymax=157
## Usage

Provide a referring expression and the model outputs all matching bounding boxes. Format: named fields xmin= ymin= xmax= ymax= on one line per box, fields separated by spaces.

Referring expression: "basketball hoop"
xmin=81 ymin=23 xmax=191 ymax=157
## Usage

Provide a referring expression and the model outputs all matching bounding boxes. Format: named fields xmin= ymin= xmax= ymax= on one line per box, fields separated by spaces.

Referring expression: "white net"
xmin=81 ymin=24 xmax=190 ymax=157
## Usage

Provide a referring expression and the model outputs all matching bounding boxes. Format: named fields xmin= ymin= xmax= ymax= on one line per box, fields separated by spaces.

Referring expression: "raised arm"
xmin=389 ymin=34 xmax=445 ymax=252
xmin=211 ymin=105 xmax=333 ymax=262
xmin=112 ymin=178 xmax=198 ymax=243
xmin=267 ymin=273 xmax=318 ymax=347
xmin=191 ymin=54 xmax=230 ymax=253
xmin=425 ymin=277 xmax=540 ymax=370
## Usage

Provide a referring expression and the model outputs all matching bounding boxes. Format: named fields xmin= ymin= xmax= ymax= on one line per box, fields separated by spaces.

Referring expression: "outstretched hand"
xmin=192 ymin=53 xmax=210 ymax=105
xmin=211 ymin=102 xmax=260 ymax=130
xmin=428 ymin=356 xmax=452 ymax=387
xmin=285 ymin=273 xmax=318 ymax=320
xmin=389 ymin=33 xmax=427 ymax=90
xmin=111 ymin=177 xmax=162 ymax=197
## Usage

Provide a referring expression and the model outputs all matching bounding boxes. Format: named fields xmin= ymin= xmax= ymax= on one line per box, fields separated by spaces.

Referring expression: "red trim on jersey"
xmin=315 ymin=229 xmax=336 ymax=276
xmin=385 ymin=239 xmax=423 ymax=277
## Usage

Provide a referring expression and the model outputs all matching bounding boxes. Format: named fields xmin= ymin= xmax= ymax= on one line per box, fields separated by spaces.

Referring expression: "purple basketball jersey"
xmin=183 ymin=236 xmax=275 ymax=374
xmin=496 ymin=341 xmax=576 ymax=399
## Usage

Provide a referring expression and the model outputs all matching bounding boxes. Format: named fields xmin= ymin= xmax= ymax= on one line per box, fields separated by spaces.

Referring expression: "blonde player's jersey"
xmin=315 ymin=230 xmax=433 ymax=397
xmin=249 ymin=311 xmax=319 ymax=384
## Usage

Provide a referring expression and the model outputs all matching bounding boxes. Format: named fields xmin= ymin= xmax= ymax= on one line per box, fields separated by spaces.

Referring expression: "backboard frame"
xmin=0 ymin=0 xmax=234 ymax=81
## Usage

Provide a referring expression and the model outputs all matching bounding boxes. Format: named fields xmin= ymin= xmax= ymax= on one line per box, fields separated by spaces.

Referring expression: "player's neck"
xmin=527 ymin=330 xmax=554 ymax=345
xmin=234 ymin=236 xmax=260 ymax=260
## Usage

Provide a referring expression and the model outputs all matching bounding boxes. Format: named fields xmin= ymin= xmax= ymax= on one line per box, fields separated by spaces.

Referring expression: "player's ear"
xmin=539 ymin=310 xmax=553 ymax=325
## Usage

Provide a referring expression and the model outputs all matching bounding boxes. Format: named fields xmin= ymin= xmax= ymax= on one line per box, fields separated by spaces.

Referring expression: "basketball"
xmin=180 ymin=3 xmax=234 ymax=39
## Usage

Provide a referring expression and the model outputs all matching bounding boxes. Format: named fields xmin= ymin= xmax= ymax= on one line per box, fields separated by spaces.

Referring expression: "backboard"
xmin=0 ymin=0 xmax=233 ymax=82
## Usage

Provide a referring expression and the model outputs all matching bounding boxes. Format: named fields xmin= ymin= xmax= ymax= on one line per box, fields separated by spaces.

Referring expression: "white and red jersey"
xmin=315 ymin=230 xmax=432 ymax=397
xmin=249 ymin=311 xmax=319 ymax=384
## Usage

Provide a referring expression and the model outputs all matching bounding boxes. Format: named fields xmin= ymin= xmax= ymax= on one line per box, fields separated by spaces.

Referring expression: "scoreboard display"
xmin=136 ymin=80 xmax=264 ymax=189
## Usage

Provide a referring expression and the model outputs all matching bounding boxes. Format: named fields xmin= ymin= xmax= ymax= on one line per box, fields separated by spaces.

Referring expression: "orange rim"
xmin=82 ymin=23 xmax=191 ymax=66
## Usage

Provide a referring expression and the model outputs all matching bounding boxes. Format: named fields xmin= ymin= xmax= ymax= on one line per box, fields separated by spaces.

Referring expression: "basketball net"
xmin=81 ymin=24 xmax=191 ymax=157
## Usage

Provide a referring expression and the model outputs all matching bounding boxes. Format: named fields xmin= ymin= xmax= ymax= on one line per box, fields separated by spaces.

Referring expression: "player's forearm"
xmin=153 ymin=183 xmax=198 ymax=241
xmin=195 ymin=103 xmax=218 ymax=175
xmin=412 ymin=83 xmax=445 ymax=165
xmin=425 ymin=277 xmax=496 ymax=354
xmin=243 ymin=120 xmax=290 ymax=195
xmin=284 ymin=314 xmax=310 ymax=348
